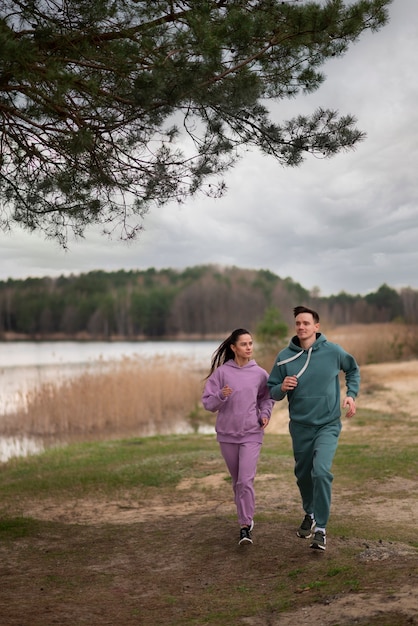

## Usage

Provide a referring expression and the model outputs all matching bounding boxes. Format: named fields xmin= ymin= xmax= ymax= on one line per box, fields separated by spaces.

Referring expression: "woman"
xmin=202 ymin=328 xmax=274 ymax=545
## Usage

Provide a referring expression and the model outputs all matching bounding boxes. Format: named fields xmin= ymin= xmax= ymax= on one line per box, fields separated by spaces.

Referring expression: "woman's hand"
xmin=221 ymin=384 xmax=233 ymax=398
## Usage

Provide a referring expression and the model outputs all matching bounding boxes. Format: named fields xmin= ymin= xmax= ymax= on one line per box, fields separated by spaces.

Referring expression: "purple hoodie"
xmin=202 ymin=359 xmax=274 ymax=444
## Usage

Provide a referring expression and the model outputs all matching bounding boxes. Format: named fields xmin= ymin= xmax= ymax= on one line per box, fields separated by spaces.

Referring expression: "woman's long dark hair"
xmin=206 ymin=328 xmax=251 ymax=378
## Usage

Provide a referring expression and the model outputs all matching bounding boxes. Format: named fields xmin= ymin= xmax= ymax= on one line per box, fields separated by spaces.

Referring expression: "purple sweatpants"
xmin=219 ymin=441 xmax=262 ymax=527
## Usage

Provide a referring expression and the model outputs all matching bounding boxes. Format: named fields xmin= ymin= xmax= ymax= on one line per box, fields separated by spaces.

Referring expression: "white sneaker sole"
xmin=238 ymin=521 xmax=254 ymax=545
xmin=297 ymin=530 xmax=314 ymax=538
xmin=238 ymin=537 xmax=253 ymax=546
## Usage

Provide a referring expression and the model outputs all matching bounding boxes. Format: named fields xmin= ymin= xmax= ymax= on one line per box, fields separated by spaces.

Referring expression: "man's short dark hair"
xmin=293 ymin=306 xmax=320 ymax=324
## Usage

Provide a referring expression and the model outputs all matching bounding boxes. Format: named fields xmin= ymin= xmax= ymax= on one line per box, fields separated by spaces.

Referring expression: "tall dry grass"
xmin=2 ymin=356 xmax=207 ymax=443
xmin=2 ymin=323 xmax=418 ymax=444
xmin=257 ymin=322 xmax=418 ymax=371
xmin=325 ymin=322 xmax=418 ymax=364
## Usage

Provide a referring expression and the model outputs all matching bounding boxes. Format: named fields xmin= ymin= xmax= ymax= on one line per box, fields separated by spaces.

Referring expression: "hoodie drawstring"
xmin=276 ymin=347 xmax=313 ymax=379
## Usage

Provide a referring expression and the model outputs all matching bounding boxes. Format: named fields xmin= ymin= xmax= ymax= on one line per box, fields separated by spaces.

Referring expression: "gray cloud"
xmin=1 ymin=0 xmax=417 ymax=297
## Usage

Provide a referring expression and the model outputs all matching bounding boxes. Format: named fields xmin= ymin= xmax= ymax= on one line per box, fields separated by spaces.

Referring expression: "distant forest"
xmin=1 ymin=265 xmax=417 ymax=340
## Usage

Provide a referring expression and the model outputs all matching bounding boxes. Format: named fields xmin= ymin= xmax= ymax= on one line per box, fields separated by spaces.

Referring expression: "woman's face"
xmin=231 ymin=333 xmax=253 ymax=361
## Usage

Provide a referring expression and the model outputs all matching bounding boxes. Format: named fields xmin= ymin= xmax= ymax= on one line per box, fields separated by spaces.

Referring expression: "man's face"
xmin=295 ymin=313 xmax=319 ymax=344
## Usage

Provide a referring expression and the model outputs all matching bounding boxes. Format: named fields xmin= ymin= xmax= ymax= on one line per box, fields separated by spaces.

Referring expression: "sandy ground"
xmin=268 ymin=358 xmax=418 ymax=435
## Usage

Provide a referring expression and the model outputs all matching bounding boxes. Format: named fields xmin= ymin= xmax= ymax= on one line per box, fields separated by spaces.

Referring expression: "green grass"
xmin=0 ymin=434 xmax=220 ymax=498
xmin=0 ymin=516 xmax=44 ymax=539
xmin=335 ymin=441 xmax=418 ymax=483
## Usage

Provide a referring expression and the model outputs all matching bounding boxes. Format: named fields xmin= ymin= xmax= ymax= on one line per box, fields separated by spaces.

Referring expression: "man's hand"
xmin=281 ymin=375 xmax=298 ymax=393
xmin=343 ymin=396 xmax=356 ymax=418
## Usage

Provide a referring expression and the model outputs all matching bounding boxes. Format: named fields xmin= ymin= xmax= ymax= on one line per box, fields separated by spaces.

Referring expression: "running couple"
xmin=202 ymin=306 xmax=360 ymax=549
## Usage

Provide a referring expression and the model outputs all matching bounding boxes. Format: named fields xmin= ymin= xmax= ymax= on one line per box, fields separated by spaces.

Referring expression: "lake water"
xmin=0 ymin=340 xmax=219 ymax=368
xmin=0 ymin=340 xmax=219 ymax=462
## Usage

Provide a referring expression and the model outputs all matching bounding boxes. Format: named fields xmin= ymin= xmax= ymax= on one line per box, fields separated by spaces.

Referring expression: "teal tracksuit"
xmin=268 ymin=333 xmax=360 ymax=528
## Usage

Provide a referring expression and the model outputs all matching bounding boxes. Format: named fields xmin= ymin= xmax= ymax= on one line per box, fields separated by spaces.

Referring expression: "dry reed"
xmin=2 ymin=324 xmax=418 ymax=445
xmin=325 ymin=323 xmax=418 ymax=364
xmin=2 ymin=355 xmax=206 ymax=443
xmin=257 ymin=323 xmax=418 ymax=370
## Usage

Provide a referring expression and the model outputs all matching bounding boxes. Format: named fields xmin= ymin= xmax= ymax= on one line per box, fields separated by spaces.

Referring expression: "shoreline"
xmin=0 ymin=332 xmax=226 ymax=342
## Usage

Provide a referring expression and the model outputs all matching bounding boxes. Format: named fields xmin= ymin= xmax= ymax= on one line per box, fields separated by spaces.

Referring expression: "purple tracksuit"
xmin=202 ymin=359 xmax=274 ymax=526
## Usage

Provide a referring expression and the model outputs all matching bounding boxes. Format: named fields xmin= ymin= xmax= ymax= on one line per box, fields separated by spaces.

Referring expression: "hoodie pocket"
xmin=290 ymin=395 xmax=331 ymax=425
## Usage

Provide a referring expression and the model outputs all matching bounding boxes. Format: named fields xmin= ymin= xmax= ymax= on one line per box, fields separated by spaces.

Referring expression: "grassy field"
xmin=1 ymin=371 xmax=418 ymax=625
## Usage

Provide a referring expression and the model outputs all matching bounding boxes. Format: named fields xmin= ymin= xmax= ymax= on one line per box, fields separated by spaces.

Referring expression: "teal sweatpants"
xmin=289 ymin=419 xmax=342 ymax=529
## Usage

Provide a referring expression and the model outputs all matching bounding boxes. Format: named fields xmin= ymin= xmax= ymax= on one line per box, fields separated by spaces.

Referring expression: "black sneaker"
xmin=297 ymin=514 xmax=315 ymax=538
xmin=310 ymin=530 xmax=326 ymax=551
xmin=238 ymin=526 xmax=253 ymax=546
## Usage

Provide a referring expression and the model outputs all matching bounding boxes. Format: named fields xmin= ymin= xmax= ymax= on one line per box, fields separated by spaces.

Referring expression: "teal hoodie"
xmin=267 ymin=333 xmax=360 ymax=427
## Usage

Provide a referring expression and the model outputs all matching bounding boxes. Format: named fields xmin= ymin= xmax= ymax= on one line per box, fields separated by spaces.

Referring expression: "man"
xmin=267 ymin=305 xmax=360 ymax=551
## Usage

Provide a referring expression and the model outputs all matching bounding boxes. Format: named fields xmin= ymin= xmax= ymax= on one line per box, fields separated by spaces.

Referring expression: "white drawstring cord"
xmin=276 ymin=346 xmax=312 ymax=379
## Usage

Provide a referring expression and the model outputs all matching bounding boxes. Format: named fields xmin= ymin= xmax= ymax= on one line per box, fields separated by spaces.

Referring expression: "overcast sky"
xmin=1 ymin=0 xmax=417 ymax=297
